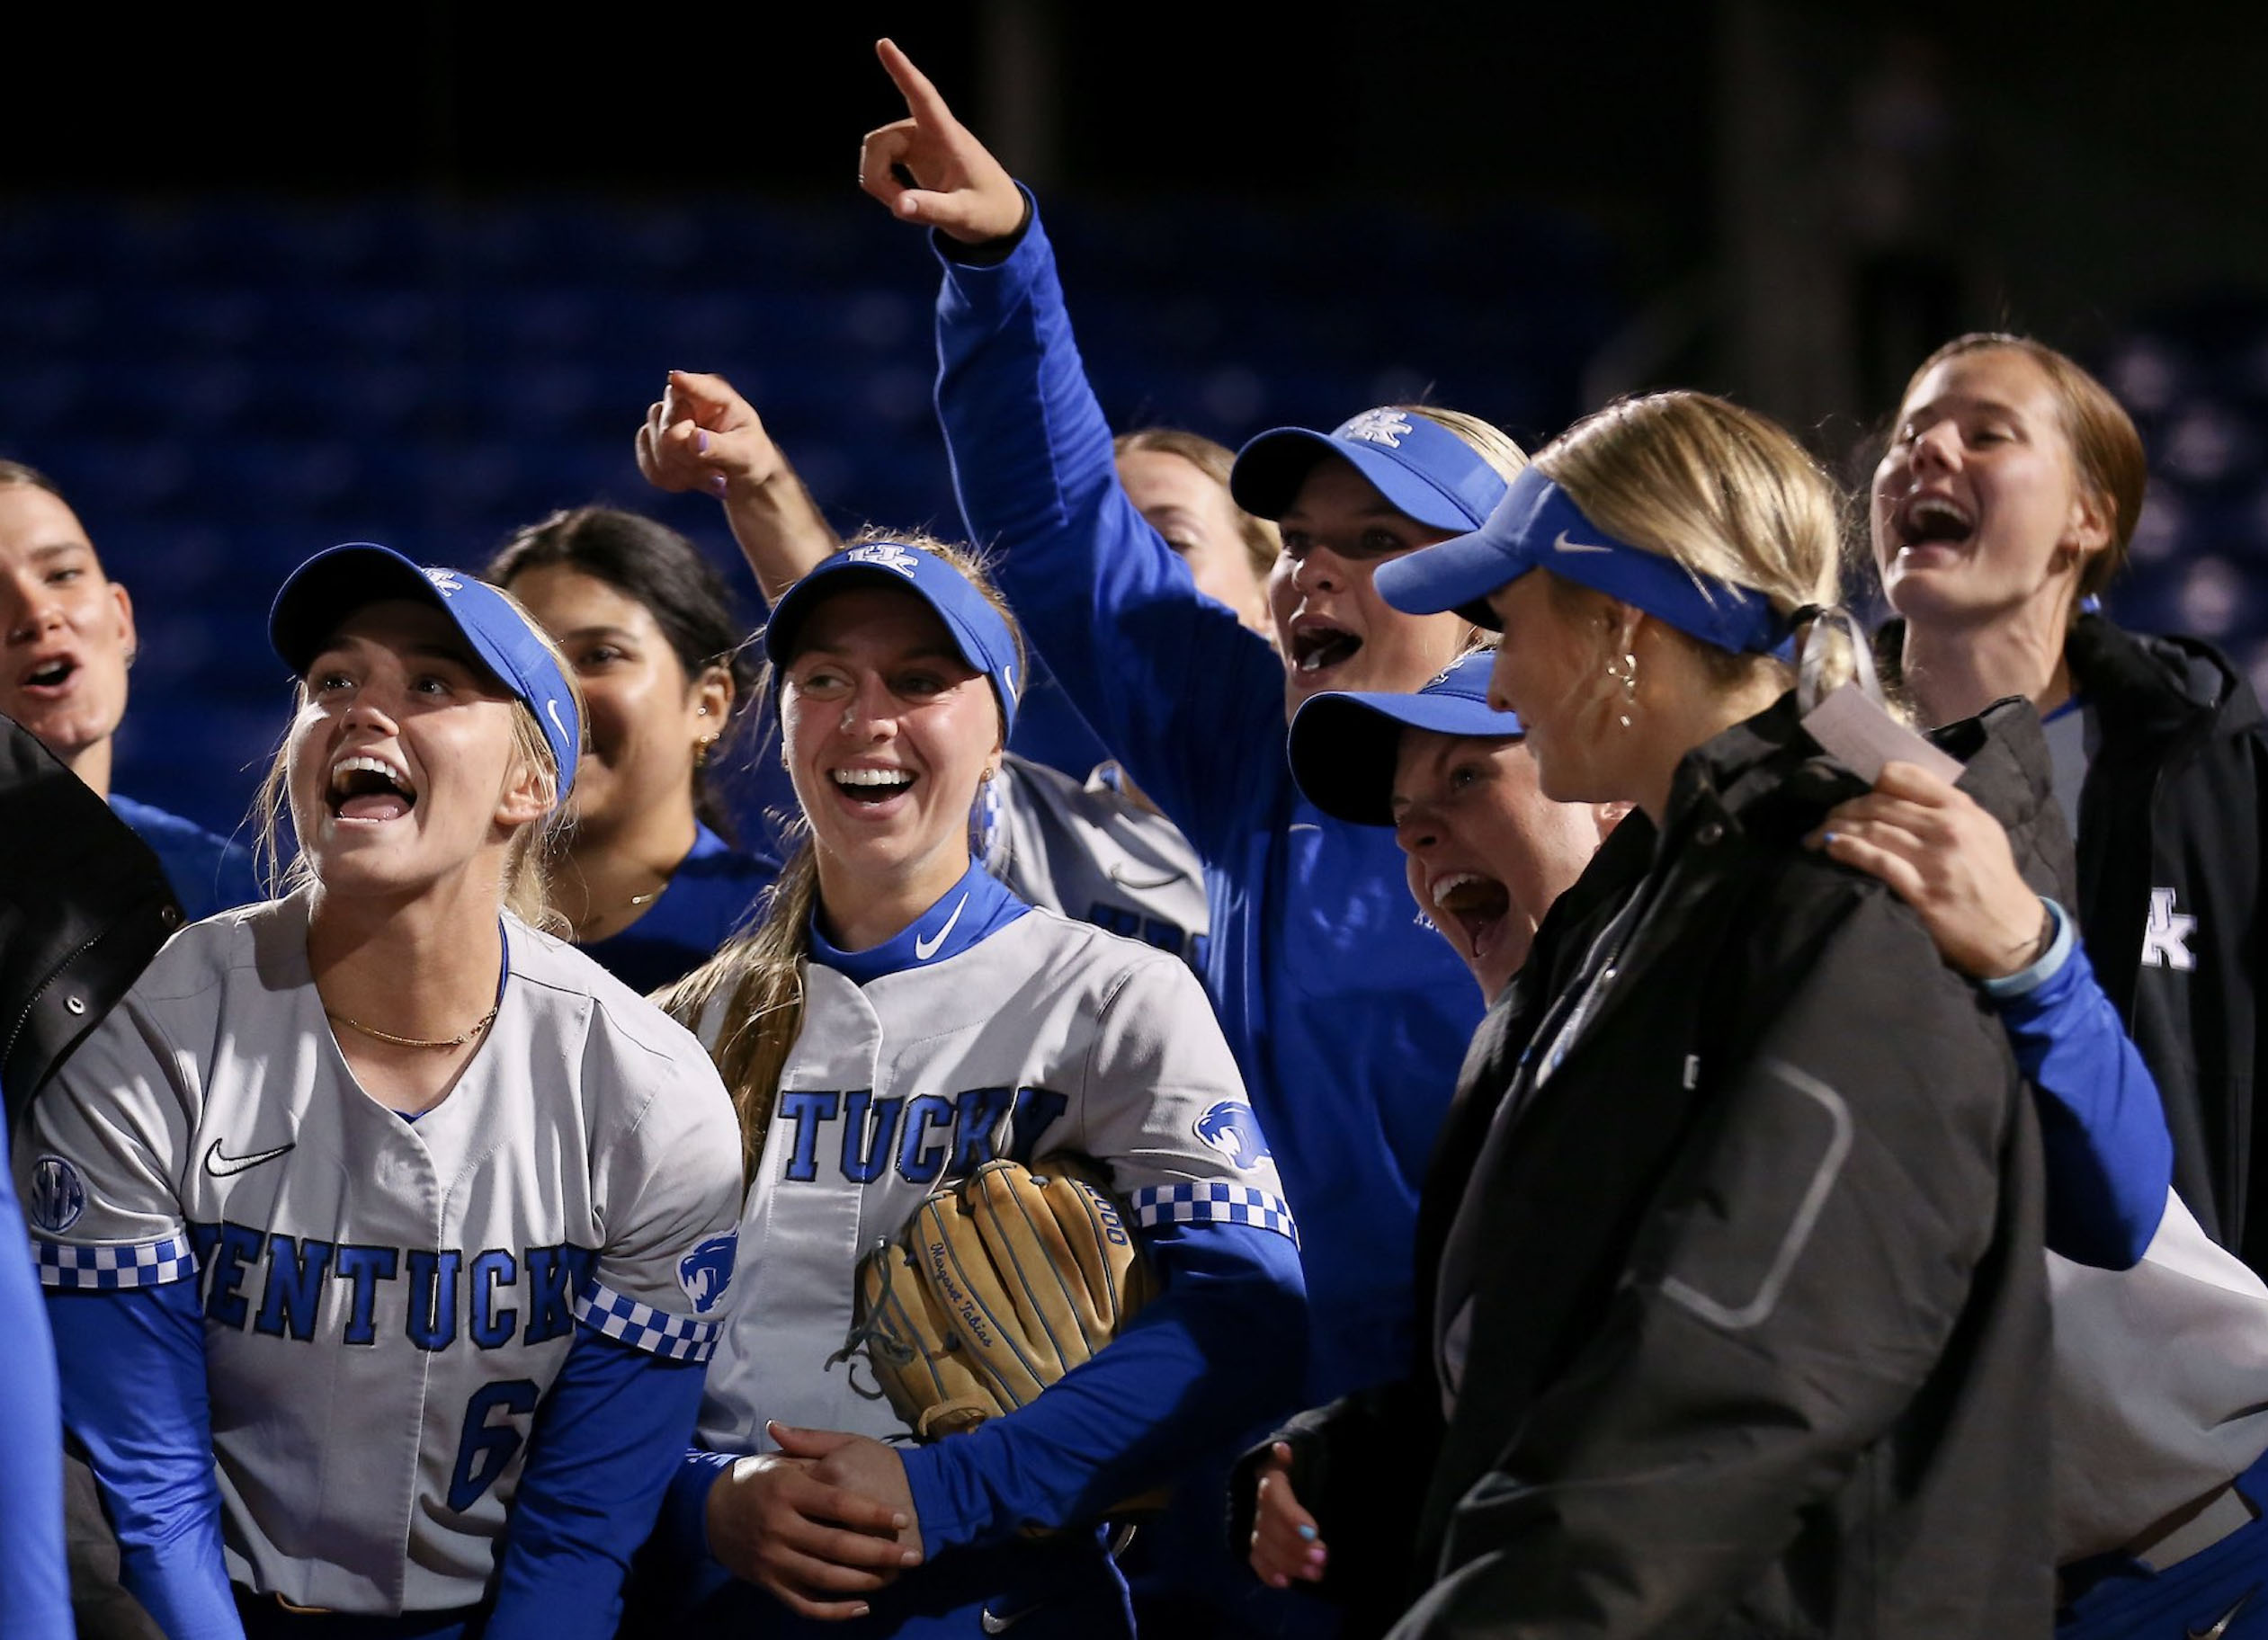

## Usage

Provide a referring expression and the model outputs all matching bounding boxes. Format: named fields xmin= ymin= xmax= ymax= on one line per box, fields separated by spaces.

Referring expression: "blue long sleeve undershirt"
xmin=45 ymin=1279 xmax=239 ymax=1640
xmin=1986 ymin=899 xmax=2174 ymax=1269
xmin=51 ymin=1279 xmax=697 ymax=1640
xmin=0 ymin=1116 xmax=71 ymax=1640
xmin=485 ymin=1328 xmax=708 ymax=1640
xmin=931 ymin=183 xmax=1480 ymax=1413
xmin=660 ymin=1220 xmax=1305 ymax=1565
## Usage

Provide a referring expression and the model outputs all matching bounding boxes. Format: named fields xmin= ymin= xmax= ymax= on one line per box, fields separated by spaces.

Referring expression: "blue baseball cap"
xmin=269 ymin=543 xmax=581 ymax=804
xmin=1287 ymin=651 xmax=1522 ymax=826
xmin=1230 ymin=407 xmax=1509 ymax=532
xmin=1375 ymin=466 xmax=1794 ymax=655
xmin=763 ymin=541 xmax=1022 ymax=738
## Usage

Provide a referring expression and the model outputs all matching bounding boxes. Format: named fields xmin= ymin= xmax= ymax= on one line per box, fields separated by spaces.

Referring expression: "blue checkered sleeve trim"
xmin=33 ymin=1233 xmax=197 ymax=1291
xmin=1130 ymin=1182 xmax=1299 ymax=1245
xmin=572 ymin=1278 xmax=719 ymax=1364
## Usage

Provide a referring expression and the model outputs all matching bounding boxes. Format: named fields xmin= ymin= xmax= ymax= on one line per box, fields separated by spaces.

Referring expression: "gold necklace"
xmin=326 ymin=1003 xmax=500 ymax=1051
xmin=571 ymin=875 xmax=672 ymax=939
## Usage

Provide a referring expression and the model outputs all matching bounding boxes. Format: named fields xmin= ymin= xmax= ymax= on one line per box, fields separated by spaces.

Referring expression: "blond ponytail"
xmin=661 ymin=842 xmax=820 ymax=1186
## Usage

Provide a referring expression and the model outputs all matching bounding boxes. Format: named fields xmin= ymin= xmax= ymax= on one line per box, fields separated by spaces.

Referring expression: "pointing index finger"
xmin=876 ymin=38 xmax=954 ymax=127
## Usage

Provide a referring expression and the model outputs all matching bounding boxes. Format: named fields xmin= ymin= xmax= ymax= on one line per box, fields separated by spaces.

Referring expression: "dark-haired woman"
xmin=487 ymin=506 xmax=780 ymax=994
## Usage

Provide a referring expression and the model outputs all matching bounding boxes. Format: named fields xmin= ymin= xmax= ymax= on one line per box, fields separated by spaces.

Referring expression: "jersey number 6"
xmin=449 ymin=1377 xmax=540 ymax=1512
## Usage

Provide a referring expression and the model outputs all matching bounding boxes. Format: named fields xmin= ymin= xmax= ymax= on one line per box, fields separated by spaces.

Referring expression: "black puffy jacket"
xmin=2061 ymin=614 xmax=2268 ymax=1271
xmin=1264 ymin=696 xmax=2056 ymax=1639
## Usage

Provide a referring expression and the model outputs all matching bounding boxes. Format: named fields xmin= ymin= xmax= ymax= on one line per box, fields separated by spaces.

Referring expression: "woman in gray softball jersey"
xmin=16 ymin=545 xmax=744 ymax=1639
xmin=644 ymin=537 xmax=1307 ymax=1638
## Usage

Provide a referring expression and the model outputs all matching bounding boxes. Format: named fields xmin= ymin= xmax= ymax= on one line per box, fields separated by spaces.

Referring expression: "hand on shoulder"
xmin=1807 ymin=760 xmax=2049 ymax=980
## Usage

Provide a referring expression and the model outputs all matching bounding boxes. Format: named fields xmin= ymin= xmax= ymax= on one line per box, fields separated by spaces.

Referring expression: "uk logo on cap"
xmin=424 ymin=568 xmax=465 ymax=595
xmin=1335 ymin=408 xmax=1415 ymax=449
xmin=844 ymin=543 xmax=920 ymax=577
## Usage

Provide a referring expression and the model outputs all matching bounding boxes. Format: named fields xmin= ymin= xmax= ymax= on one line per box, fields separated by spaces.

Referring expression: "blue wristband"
xmin=1981 ymin=897 xmax=2074 ymax=1001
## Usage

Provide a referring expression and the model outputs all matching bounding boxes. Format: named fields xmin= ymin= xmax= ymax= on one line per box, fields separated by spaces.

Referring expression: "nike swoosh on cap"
xmin=1552 ymin=530 xmax=1613 ymax=554
xmin=914 ymin=894 xmax=970 ymax=961
xmin=203 ymin=1139 xmax=297 ymax=1178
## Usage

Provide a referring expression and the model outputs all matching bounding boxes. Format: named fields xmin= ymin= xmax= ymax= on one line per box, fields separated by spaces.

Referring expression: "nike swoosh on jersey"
xmin=914 ymin=893 xmax=969 ymax=961
xmin=203 ymin=1139 xmax=297 ymax=1178
xmin=2191 ymin=1583 xmax=2261 ymax=1640
xmin=1552 ymin=530 xmax=1613 ymax=554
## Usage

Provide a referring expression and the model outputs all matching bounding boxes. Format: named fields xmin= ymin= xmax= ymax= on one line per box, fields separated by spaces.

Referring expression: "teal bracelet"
xmin=1980 ymin=896 xmax=2074 ymax=1001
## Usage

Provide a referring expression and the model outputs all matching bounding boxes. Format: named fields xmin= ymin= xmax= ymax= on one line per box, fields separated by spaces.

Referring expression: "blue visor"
xmin=1374 ymin=466 xmax=1793 ymax=656
xmin=1287 ymin=651 xmax=1522 ymax=826
xmin=1230 ymin=407 xmax=1509 ymax=532
xmin=764 ymin=541 xmax=1022 ymax=738
xmin=270 ymin=543 xmax=580 ymax=804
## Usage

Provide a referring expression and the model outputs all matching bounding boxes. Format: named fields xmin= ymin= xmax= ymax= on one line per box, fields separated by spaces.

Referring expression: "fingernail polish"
xmin=710 ymin=474 xmax=728 ymax=495
xmin=697 ymin=430 xmax=710 ymax=455
xmin=1821 ymin=830 xmax=1839 ymax=844
xmin=1297 ymin=1524 xmax=1317 ymax=1542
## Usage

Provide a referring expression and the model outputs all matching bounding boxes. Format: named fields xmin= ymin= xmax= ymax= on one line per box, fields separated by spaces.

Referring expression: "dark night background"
xmin=5 ymin=1 xmax=2267 ymax=832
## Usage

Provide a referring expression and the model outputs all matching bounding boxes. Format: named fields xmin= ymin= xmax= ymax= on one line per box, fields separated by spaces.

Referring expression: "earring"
xmin=968 ymin=765 xmax=1004 ymax=864
xmin=1604 ymin=651 xmax=1638 ymax=730
xmin=694 ymin=735 xmax=718 ymax=769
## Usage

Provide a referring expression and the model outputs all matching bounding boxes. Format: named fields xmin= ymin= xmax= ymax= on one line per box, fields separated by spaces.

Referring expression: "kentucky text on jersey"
xmin=183 ymin=1223 xmax=597 ymax=1351
xmin=775 ymin=1085 xmax=1069 ymax=1184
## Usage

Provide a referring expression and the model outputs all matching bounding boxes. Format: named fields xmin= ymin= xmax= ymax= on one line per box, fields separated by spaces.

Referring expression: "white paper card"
xmin=1799 ymin=682 xmax=1963 ymax=786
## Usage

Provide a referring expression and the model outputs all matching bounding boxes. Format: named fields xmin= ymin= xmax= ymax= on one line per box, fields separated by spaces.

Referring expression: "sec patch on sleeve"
xmin=28 ymin=1155 xmax=86 ymax=1234
xmin=678 ymin=1233 xmax=737 ymax=1315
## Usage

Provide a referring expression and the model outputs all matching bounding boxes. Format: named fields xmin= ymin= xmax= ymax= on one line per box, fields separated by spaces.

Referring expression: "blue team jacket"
xmin=929 ymin=198 xmax=1484 ymax=1405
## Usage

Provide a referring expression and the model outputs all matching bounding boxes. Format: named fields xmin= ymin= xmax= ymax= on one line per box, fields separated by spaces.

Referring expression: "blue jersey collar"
xmin=810 ymin=859 xmax=1028 ymax=985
